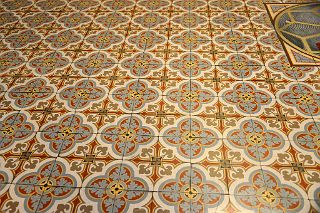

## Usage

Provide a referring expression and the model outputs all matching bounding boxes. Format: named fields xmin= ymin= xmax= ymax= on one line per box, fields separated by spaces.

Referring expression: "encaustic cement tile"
xmin=0 ymin=0 xmax=319 ymax=212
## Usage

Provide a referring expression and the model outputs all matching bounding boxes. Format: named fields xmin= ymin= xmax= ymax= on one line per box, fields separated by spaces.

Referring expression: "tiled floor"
xmin=0 ymin=0 xmax=319 ymax=212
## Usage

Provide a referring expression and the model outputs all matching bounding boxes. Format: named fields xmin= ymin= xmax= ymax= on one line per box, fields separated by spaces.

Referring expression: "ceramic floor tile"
xmin=0 ymin=0 xmax=319 ymax=212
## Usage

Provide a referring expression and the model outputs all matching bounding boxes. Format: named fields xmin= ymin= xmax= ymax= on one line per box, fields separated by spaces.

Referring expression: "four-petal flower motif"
xmin=36 ymin=0 xmax=66 ymax=10
xmin=171 ymin=30 xmax=210 ymax=50
xmin=14 ymin=160 xmax=78 ymax=213
xmin=210 ymin=0 xmax=243 ymax=10
xmin=59 ymin=79 xmax=107 ymax=110
xmin=128 ymin=31 xmax=165 ymax=50
xmin=252 ymin=13 xmax=273 ymax=28
xmin=0 ymin=12 xmax=18 ymax=26
xmin=0 ymin=112 xmax=36 ymax=153
xmin=221 ymin=82 xmax=273 ymax=115
xmin=217 ymin=54 xmax=263 ymax=79
xmin=278 ymin=83 xmax=320 ymax=117
xmin=0 ymin=51 xmax=25 ymax=73
xmin=230 ymin=168 xmax=309 ymax=213
xmin=215 ymin=30 xmax=255 ymax=51
xmin=161 ymin=117 xmax=220 ymax=161
xmin=103 ymin=0 xmax=134 ymax=10
xmin=3 ymin=0 xmax=32 ymax=10
xmin=58 ymin=12 xmax=91 ymax=28
xmin=133 ymin=13 xmax=168 ymax=28
xmin=22 ymin=12 xmax=54 ymax=28
xmin=86 ymin=30 xmax=122 ymax=49
xmin=69 ymin=0 xmax=99 ymax=10
xmin=5 ymin=30 xmax=41 ymax=49
xmin=29 ymin=51 xmax=70 ymax=75
xmin=46 ymin=30 xmax=81 ymax=49
xmin=39 ymin=114 xmax=96 ymax=155
xmin=74 ymin=52 xmax=115 ymax=76
xmin=172 ymin=13 xmax=207 ymax=28
xmin=158 ymin=166 xmax=226 ymax=212
xmin=225 ymin=118 xmax=286 ymax=163
xmin=291 ymin=121 xmax=320 ymax=162
xmin=8 ymin=78 xmax=55 ymax=109
xmin=174 ymin=0 xmax=206 ymax=10
xmin=267 ymin=54 xmax=316 ymax=80
xmin=212 ymin=12 xmax=247 ymax=28
xmin=120 ymin=52 xmax=163 ymax=77
xmin=259 ymin=31 xmax=283 ymax=51
xmin=165 ymin=81 xmax=217 ymax=114
xmin=111 ymin=80 xmax=160 ymax=112
xmin=99 ymin=115 xmax=157 ymax=158
xmin=83 ymin=163 xmax=150 ymax=212
xmin=95 ymin=13 xmax=129 ymax=28
xmin=169 ymin=53 xmax=212 ymax=78
xmin=138 ymin=0 xmax=169 ymax=10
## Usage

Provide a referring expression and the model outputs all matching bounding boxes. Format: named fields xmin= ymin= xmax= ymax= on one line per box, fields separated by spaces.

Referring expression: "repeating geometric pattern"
xmin=0 ymin=0 xmax=319 ymax=212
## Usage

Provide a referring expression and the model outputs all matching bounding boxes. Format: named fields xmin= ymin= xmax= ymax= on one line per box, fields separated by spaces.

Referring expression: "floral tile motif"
xmin=217 ymin=54 xmax=263 ymax=79
xmin=168 ymin=53 xmax=212 ymax=78
xmin=0 ymin=51 xmax=25 ymax=74
xmin=267 ymin=54 xmax=316 ymax=80
xmin=39 ymin=113 xmax=96 ymax=156
xmin=211 ymin=12 xmax=248 ymax=28
xmin=5 ymin=30 xmax=41 ymax=49
xmin=45 ymin=30 xmax=82 ymax=49
xmin=36 ymin=0 xmax=66 ymax=10
xmin=0 ymin=112 xmax=36 ymax=154
xmin=69 ymin=0 xmax=99 ymax=10
xmin=58 ymin=79 xmax=107 ymax=111
xmin=110 ymin=80 xmax=160 ymax=112
xmin=11 ymin=158 xmax=79 ymax=213
xmin=3 ymin=0 xmax=32 ymax=10
xmin=215 ymin=30 xmax=255 ymax=52
xmin=210 ymin=0 xmax=243 ymax=11
xmin=171 ymin=30 xmax=210 ymax=50
xmin=120 ymin=52 xmax=163 ymax=77
xmin=28 ymin=51 xmax=70 ymax=76
xmin=82 ymin=161 xmax=151 ymax=212
xmin=133 ymin=13 xmax=168 ymax=29
xmin=86 ymin=30 xmax=122 ymax=50
xmin=220 ymin=82 xmax=274 ymax=115
xmin=224 ymin=118 xmax=287 ymax=164
xmin=7 ymin=78 xmax=55 ymax=109
xmin=290 ymin=120 xmax=320 ymax=163
xmin=230 ymin=167 xmax=310 ymax=213
xmin=74 ymin=52 xmax=115 ymax=77
xmin=103 ymin=0 xmax=134 ymax=10
xmin=155 ymin=165 xmax=227 ymax=212
xmin=58 ymin=12 xmax=91 ymax=28
xmin=95 ymin=13 xmax=129 ymax=29
xmin=138 ymin=0 xmax=169 ymax=10
xmin=0 ymin=12 xmax=18 ymax=26
xmin=128 ymin=30 xmax=166 ymax=50
xmin=172 ymin=13 xmax=207 ymax=29
xmin=160 ymin=117 xmax=221 ymax=162
xmin=22 ymin=12 xmax=55 ymax=28
xmin=98 ymin=115 xmax=157 ymax=159
xmin=277 ymin=83 xmax=320 ymax=117
xmin=173 ymin=0 xmax=206 ymax=11
xmin=164 ymin=81 xmax=217 ymax=114
xmin=0 ymin=0 xmax=319 ymax=212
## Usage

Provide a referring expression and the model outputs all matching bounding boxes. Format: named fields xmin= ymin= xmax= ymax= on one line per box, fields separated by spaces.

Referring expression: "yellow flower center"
xmin=239 ymin=93 xmax=253 ymax=102
xmin=247 ymin=133 xmax=264 ymax=145
xmin=2 ymin=126 xmax=15 ymax=136
xmin=298 ymin=94 xmax=313 ymax=104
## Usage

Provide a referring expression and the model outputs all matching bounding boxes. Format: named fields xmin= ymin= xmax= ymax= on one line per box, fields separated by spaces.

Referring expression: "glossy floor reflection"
xmin=0 ymin=0 xmax=319 ymax=212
